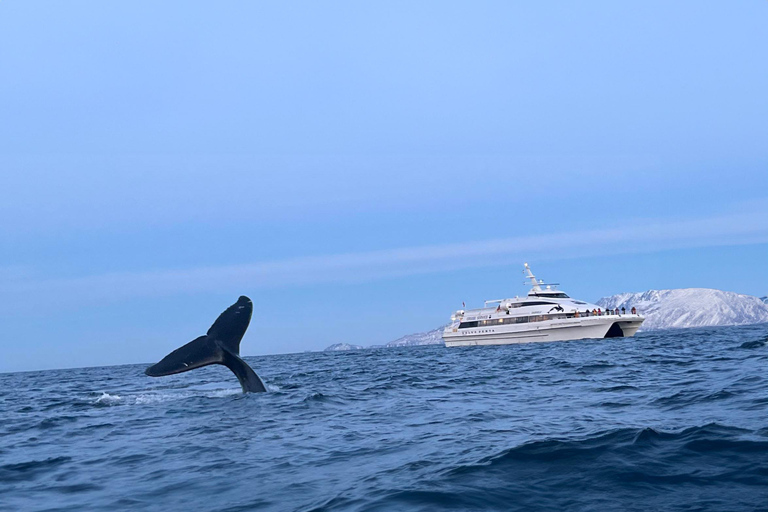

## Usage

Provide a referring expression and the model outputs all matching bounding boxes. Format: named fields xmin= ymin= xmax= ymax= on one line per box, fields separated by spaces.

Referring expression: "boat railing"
xmin=571 ymin=308 xmax=639 ymax=318
xmin=452 ymin=307 xmax=640 ymax=323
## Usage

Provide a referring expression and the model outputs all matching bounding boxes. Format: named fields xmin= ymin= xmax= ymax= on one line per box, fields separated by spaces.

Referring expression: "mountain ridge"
xmin=596 ymin=288 xmax=768 ymax=331
xmin=324 ymin=343 xmax=364 ymax=351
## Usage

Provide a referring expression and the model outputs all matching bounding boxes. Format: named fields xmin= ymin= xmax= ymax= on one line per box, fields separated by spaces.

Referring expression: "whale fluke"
xmin=144 ymin=296 xmax=266 ymax=393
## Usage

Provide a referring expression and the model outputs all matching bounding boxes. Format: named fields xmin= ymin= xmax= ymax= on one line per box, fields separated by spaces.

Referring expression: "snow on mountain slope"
xmin=324 ymin=343 xmax=364 ymax=351
xmin=597 ymin=288 xmax=768 ymax=331
xmin=386 ymin=326 xmax=447 ymax=347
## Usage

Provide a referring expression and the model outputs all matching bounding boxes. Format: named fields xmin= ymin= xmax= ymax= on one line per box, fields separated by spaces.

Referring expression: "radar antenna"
xmin=523 ymin=263 xmax=542 ymax=292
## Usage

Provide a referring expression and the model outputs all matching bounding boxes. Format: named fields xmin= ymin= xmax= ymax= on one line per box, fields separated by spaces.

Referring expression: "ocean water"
xmin=2 ymin=325 xmax=768 ymax=512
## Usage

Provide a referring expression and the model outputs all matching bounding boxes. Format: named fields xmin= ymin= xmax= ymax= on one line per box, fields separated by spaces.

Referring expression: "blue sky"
xmin=1 ymin=1 xmax=766 ymax=372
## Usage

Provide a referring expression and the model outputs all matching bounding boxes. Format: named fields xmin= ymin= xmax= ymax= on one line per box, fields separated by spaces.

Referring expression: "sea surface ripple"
xmin=2 ymin=324 xmax=768 ymax=511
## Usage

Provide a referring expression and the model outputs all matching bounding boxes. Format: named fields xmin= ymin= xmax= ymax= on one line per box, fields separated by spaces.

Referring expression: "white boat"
xmin=442 ymin=264 xmax=644 ymax=347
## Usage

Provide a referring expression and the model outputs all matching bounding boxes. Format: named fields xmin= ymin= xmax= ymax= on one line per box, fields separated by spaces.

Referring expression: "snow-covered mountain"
xmin=324 ymin=343 xmax=364 ymax=351
xmin=762 ymin=296 xmax=768 ymax=305
xmin=386 ymin=326 xmax=447 ymax=347
xmin=597 ymin=288 xmax=768 ymax=331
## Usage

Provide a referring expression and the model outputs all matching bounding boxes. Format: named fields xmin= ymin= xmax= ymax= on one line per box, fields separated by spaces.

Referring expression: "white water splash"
xmin=207 ymin=388 xmax=245 ymax=398
xmin=92 ymin=387 xmax=246 ymax=406
xmin=94 ymin=392 xmax=122 ymax=405
xmin=132 ymin=393 xmax=188 ymax=405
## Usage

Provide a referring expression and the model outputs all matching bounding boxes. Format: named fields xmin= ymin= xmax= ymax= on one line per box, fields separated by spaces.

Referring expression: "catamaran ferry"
xmin=442 ymin=264 xmax=644 ymax=347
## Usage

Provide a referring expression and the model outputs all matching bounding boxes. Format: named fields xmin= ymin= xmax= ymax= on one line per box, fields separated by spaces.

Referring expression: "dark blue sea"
xmin=2 ymin=325 xmax=768 ymax=512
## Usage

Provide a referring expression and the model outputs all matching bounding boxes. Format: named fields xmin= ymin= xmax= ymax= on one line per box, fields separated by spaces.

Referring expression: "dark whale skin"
xmin=145 ymin=296 xmax=266 ymax=393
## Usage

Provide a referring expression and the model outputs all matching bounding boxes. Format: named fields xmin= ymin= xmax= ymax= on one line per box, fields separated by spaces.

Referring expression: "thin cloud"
xmin=4 ymin=210 xmax=767 ymax=308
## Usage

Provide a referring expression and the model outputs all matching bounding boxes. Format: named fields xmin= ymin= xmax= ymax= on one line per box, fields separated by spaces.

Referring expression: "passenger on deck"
xmin=574 ymin=310 xmax=580 ymax=318
xmin=621 ymin=307 xmax=626 ymax=315
xmin=631 ymin=306 xmax=637 ymax=315
xmin=592 ymin=309 xmax=598 ymax=316
xmin=598 ymin=308 xmax=602 ymax=316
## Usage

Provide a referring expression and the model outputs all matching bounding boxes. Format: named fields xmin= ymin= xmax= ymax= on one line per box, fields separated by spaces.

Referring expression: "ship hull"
xmin=442 ymin=315 xmax=644 ymax=347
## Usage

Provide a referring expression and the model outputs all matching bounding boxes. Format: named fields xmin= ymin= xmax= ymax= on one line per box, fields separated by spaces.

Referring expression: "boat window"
xmin=509 ymin=301 xmax=557 ymax=308
xmin=459 ymin=314 xmax=568 ymax=329
xmin=530 ymin=293 xmax=570 ymax=299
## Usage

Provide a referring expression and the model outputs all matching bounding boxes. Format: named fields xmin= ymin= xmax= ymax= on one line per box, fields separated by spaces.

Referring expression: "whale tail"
xmin=144 ymin=296 xmax=266 ymax=393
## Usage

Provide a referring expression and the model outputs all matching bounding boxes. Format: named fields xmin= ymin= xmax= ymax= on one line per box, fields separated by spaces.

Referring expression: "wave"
xmin=416 ymin=424 xmax=767 ymax=511
xmin=301 ymin=392 xmax=347 ymax=405
xmin=0 ymin=456 xmax=72 ymax=484
xmin=596 ymin=384 xmax=639 ymax=392
xmin=740 ymin=337 xmax=767 ymax=349
xmin=320 ymin=424 xmax=768 ymax=512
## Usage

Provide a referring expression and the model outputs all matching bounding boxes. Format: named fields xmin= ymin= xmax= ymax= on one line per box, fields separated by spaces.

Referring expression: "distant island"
xmin=325 ymin=343 xmax=365 ymax=351
xmin=324 ymin=288 xmax=768 ymax=351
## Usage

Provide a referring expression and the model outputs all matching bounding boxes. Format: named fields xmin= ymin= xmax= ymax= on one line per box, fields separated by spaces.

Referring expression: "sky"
xmin=1 ymin=1 xmax=766 ymax=373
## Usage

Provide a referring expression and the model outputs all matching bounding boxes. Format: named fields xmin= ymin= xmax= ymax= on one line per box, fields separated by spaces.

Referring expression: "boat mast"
xmin=523 ymin=263 xmax=542 ymax=292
